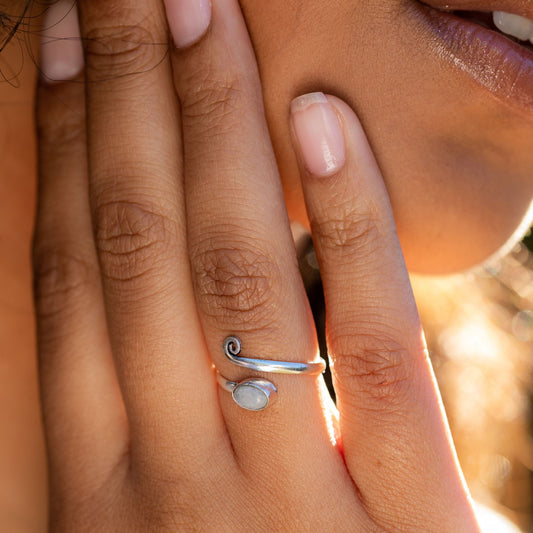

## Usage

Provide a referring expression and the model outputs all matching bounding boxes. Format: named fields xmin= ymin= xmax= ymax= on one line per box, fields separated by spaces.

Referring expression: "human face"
xmin=4 ymin=0 xmax=533 ymax=274
xmin=240 ymin=0 xmax=533 ymax=273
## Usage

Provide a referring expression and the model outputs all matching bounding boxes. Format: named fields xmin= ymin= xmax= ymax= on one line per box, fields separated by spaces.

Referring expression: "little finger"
xmin=35 ymin=1 xmax=127 ymax=505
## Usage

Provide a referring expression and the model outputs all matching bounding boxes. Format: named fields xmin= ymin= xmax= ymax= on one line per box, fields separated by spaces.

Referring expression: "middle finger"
xmin=170 ymin=0 xmax=345 ymax=473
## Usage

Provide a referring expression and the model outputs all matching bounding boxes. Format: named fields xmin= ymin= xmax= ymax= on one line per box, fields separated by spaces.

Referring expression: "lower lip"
xmin=411 ymin=2 xmax=533 ymax=115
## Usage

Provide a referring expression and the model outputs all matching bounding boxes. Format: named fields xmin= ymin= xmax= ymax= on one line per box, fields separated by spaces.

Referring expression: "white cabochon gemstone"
xmin=233 ymin=383 xmax=269 ymax=411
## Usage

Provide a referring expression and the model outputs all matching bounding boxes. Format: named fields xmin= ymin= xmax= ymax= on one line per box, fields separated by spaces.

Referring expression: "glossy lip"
xmin=410 ymin=2 xmax=533 ymax=115
xmin=418 ymin=0 xmax=533 ymax=20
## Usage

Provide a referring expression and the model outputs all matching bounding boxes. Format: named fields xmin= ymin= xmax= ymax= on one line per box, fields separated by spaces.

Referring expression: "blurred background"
xmin=295 ymin=226 xmax=533 ymax=533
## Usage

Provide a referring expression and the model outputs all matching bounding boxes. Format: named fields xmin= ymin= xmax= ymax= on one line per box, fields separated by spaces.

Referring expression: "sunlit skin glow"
xmin=474 ymin=502 xmax=522 ymax=532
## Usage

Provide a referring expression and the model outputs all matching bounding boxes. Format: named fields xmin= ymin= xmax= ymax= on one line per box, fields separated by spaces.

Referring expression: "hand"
xmin=34 ymin=0 xmax=480 ymax=530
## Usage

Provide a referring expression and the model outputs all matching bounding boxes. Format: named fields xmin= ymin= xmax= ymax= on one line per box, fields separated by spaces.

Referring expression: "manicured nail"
xmin=40 ymin=0 xmax=84 ymax=83
xmin=164 ymin=0 xmax=212 ymax=49
xmin=290 ymin=93 xmax=346 ymax=177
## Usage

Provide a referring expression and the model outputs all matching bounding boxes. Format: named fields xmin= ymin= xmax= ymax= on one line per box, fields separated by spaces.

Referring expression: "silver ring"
xmin=216 ymin=373 xmax=277 ymax=412
xmin=222 ymin=336 xmax=326 ymax=375
xmin=216 ymin=336 xmax=326 ymax=412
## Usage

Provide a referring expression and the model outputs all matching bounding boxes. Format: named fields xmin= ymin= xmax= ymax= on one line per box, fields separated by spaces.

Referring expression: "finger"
xmin=290 ymin=94 xmax=478 ymax=530
xmin=77 ymin=0 xmax=224 ymax=469
xmin=167 ymin=0 xmax=351 ymax=486
xmin=35 ymin=0 xmax=126 ymax=497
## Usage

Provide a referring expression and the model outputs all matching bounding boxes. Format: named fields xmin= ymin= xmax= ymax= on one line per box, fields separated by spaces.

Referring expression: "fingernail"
xmin=164 ymin=0 xmax=212 ymax=49
xmin=40 ymin=0 xmax=84 ymax=83
xmin=290 ymin=93 xmax=346 ymax=178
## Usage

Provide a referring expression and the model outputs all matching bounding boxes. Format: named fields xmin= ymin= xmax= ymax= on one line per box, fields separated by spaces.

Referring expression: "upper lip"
xmin=419 ymin=0 xmax=533 ymax=20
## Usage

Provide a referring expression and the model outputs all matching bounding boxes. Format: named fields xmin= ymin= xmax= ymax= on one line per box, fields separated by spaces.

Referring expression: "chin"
xmin=282 ymin=171 xmax=533 ymax=276
xmin=383 ymin=163 xmax=533 ymax=276
xmin=400 ymin=208 xmax=533 ymax=276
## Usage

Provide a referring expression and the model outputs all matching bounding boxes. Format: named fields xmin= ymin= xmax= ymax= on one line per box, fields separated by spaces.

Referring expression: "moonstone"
xmin=233 ymin=383 xmax=269 ymax=411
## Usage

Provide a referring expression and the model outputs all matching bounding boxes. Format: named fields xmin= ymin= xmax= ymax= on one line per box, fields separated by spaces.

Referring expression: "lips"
xmin=419 ymin=0 xmax=533 ymax=20
xmin=457 ymin=11 xmax=533 ymax=52
xmin=411 ymin=1 xmax=533 ymax=114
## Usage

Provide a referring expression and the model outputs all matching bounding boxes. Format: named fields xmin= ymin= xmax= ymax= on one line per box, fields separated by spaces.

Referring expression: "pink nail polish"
xmin=40 ymin=0 xmax=84 ymax=83
xmin=164 ymin=0 xmax=212 ymax=49
xmin=290 ymin=93 xmax=346 ymax=177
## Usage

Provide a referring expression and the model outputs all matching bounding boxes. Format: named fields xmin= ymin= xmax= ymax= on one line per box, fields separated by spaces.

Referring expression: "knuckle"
xmin=180 ymin=68 xmax=249 ymax=133
xmin=331 ymin=331 xmax=415 ymax=412
xmin=84 ymin=18 xmax=162 ymax=79
xmin=191 ymin=240 xmax=279 ymax=329
xmin=37 ymin=101 xmax=85 ymax=155
xmin=311 ymin=205 xmax=384 ymax=261
xmin=95 ymin=200 xmax=173 ymax=285
xmin=33 ymin=244 xmax=96 ymax=322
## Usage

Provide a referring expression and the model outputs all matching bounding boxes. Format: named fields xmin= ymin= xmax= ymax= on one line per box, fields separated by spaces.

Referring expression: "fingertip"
xmin=290 ymin=92 xmax=346 ymax=178
xmin=40 ymin=0 xmax=84 ymax=84
xmin=323 ymin=95 xmax=368 ymax=149
xmin=164 ymin=0 xmax=212 ymax=49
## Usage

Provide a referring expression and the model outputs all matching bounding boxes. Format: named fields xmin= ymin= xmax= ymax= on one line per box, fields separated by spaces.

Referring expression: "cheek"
xmin=0 ymin=26 xmax=39 ymax=245
xmin=248 ymin=2 xmax=533 ymax=274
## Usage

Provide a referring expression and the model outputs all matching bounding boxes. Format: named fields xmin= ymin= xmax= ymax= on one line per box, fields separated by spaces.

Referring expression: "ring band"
xmin=222 ymin=336 xmax=326 ymax=375
xmin=216 ymin=336 xmax=326 ymax=412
